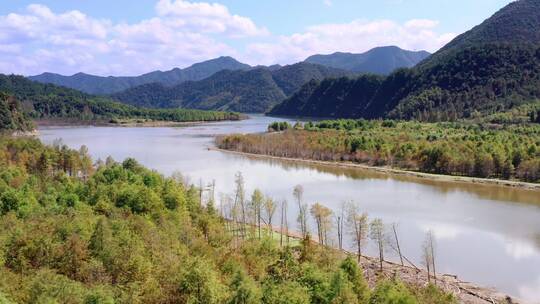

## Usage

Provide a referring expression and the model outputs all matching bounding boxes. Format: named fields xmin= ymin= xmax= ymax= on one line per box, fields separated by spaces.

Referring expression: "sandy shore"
xmin=212 ymin=147 xmax=540 ymax=191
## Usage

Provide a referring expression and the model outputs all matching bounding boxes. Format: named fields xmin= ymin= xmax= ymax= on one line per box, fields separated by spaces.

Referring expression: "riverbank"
xmin=213 ymin=147 xmax=540 ymax=191
xmin=249 ymin=223 xmax=522 ymax=304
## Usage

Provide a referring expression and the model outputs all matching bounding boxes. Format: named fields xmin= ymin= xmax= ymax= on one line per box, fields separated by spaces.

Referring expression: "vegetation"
xmin=271 ymin=43 xmax=540 ymax=120
xmin=0 ymin=93 xmax=34 ymax=133
xmin=0 ymin=74 xmax=242 ymax=123
xmin=0 ymin=136 xmax=455 ymax=303
xmin=111 ymin=63 xmax=352 ymax=113
xmin=29 ymin=56 xmax=250 ymax=95
xmin=270 ymin=0 xmax=540 ymax=121
xmin=218 ymin=119 xmax=540 ymax=183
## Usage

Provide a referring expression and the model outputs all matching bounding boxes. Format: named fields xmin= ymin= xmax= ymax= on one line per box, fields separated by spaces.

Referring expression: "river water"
xmin=38 ymin=115 xmax=540 ymax=302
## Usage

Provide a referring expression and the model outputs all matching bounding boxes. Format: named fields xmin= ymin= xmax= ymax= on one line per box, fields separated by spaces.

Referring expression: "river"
xmin=38 ymin=114 xmax=540 ymax=302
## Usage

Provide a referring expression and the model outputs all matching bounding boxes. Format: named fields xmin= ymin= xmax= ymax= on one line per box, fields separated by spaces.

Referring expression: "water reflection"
xmin=233 ymin=154 xmax=540 ymax=206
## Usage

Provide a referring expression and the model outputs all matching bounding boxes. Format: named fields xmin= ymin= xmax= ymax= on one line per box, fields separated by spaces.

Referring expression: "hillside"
xmin=29 ymin=56 xmax=251 ymax=95
xmin=271 ymin=0 xmax=540 ymax=120
xmin=112 ymin=62 xmax=353 ymax=113
xmin=433 ymin=0 xmax=540 ymax=60
xmin=304 ymin=46 xmax=430 ymax=74
xmin=0 ymin=93 xmax=34 ymax=132
xmin=0 ymin=74 xmax=241 ymax=123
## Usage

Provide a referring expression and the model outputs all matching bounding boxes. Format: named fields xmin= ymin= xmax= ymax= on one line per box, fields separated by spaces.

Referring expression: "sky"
xmin=0 ymin=0 xmax=514 ymax=76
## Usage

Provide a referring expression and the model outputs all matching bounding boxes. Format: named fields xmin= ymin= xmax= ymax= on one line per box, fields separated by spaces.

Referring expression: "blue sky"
xmin=0 ymin=0 xmax=514 ymax=76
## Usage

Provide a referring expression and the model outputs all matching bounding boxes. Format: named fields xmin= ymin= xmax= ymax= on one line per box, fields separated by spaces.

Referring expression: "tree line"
xmin=0 ymin=136 xmax=455 ymax=303
xmin=0 ymin=75 xmax=242 ymax=124
xmin=218 ymin=119 xmax=540 ymax=183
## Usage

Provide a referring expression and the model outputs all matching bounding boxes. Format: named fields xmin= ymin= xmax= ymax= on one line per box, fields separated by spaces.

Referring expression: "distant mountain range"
xmin=29 ymin=56 xmax=251 ymax=95
xmin=270 ymin=0 xmax=540 ymax=121
xmin=27 ymin=46 xmax=428 ymax=101
xmin=111 ymin=63 xmax=353 ymax=113
xmin=304 ymin=46 xmax=430 ymax=74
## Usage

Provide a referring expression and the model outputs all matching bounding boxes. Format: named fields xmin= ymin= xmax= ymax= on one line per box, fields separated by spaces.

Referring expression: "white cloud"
xmin=324 ymin=0 xmax=333 ymax=7
xmin=0 ymin=1 xmax=262 ymax=76
xmin=155 ymin=0 xmax=268 ymax=37
xmin=243 ymin=19 xmax=456 ymax=65
xmin=0 ymin=2 xmax=456 ymax=76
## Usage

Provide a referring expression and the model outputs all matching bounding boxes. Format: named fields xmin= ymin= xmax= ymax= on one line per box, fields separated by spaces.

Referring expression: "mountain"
xmin=28 ymin=56 xmax=251 ymax=95
xmin=112 ymin=62 xmax=353 ymax=113
xmin=304 ymin=46 xmax=431 ymax=74
xmin=0 ymin=74 xmax=241 ymax=122
xmin=434 ymin=0 xmax=540 ymax=58
xmin=271 ymin=0 xmax=540 ymax=121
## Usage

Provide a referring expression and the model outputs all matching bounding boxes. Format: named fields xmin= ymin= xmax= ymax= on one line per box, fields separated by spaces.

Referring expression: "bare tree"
xmin=422 ymin=230 xmax=437 ymax=284
xmin=280 ymin=199 xmax=289 ymax=247
xmin=391 ymin=223 xmax=404 ymax=266
xmin=346 ymin=202 xmax=368 ymax=263
xmin=234 ymin=172 xmax=246 ymax=239
xmin=370 ymin=218 xmax=385 ymax=272
xmin=310 ymin=203 xmax=333 ymax=246
xmin=263 ymin=196 xmax=277 ymax=237
xmin=293 ymin=185 xmax=308 ymax=238
xmin=336 ymin=202 xmax=345 ymax=250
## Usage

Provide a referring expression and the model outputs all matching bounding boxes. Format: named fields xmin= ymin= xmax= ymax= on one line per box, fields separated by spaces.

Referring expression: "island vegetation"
xmin=0 ymin=136 xmax=458 ymax=304
xmin=217 ymin=119 xmax=540 ymax=183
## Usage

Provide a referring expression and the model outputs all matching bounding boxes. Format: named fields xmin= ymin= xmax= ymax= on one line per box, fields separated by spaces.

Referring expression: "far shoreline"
xmin=212 ymin=147 xmax=540 ymax=192
xmin=34 ymin=117 xmax=242 ymax=128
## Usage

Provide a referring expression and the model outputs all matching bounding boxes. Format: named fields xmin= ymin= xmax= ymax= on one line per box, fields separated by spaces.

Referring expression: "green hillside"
xmin=270 ymin=0 xmax=540 ymax=121
xmin=0 ymin=74 xmax=241 ymax=123
xmin=112 ymin=63 xmax=353 ymax=113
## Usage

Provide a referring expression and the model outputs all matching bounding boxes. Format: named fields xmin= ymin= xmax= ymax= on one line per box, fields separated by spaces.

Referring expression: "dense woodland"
xmin=271 ymin=43 xmax=540 ymax=121
xmin=218 ymin=119 xmax=540 ymax=183
xmin=0 ymin=75 xmax=241 ymax=123
xmin=0 ymin=136 xmax=455 ymax=303
xmin=270 ymin=0 xmax=540 ymax=120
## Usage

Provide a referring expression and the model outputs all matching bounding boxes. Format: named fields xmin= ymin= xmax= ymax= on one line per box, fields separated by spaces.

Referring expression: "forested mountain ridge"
xmin=271 ymin=0 xmax=540 ymax=120
xmin=305 ymin=46 xmax=430 ymax=74
xmin=112 ymin=62 xmax=353 ymax=113
xmin=29 ymin=56 xmax=251 ymax=95
xmin=431 ymin=0 xmax=540 ymax=62
xmin=0 ymin=74 xmax=241 ymax=123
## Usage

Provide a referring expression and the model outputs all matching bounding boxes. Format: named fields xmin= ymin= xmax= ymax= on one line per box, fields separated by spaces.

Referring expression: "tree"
xmin=422 ymin=230 xmax=437 ymax=285
xmin=228 ymin=270 xmax=261 ymax=304
xmin=336 ymin=203 xmax=345 ymax=250
xmin=262 ymin=281 xmax=310 ymax=304
xmin=347 ymin=202 xmax=368 ymax=263
xmin=263 ymin=196 xmax=277 ymax=237
xmin=280 ymin=199 xmax=289 ymax=247
xmin=293 ymin=185 xmax=308 ymax=239
xmin=339 ymin=257 xmax=370 ymax=303
xmin=391 ymin=223 xmax=404 ymax=266
xmin=310 ymin=203 xmax=333 ymax=246
xmin=234 ymin=172 xmax=247 ymax=239
xmin=251 ymin=189 xmax=264 ymax=239
xmin=179 ymin=260 xmax=227 ymax=304
xmin=370 ymin=219 xmax=385 ymax=272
